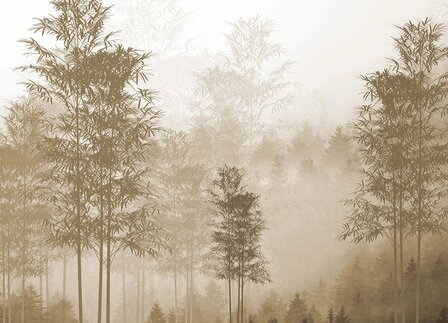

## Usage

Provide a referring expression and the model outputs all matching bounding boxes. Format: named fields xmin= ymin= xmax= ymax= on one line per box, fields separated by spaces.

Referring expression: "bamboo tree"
xmin=209 ymin=165 xmax=271 ymax=323
xmin=0 ymin=143 xmax=19 ymax=323
xmin=391 ymin=19 xmax=448 ymax=323
xmin=18 ymin=2 xmax=116 ymax=321
xmin=340 ymin=18 xmax=448 ymax=323
xmin=83 ymin=44 xmax=165 ymax=323
xmin=192 ymin=16 xmax=295 ymax=165
xmin=2 ymin=100 xmax=49 ymax=323
xmin=233 ymin=191 xmax=271 ymax=323
xmin=209 ymin=165 xmax=244 ymax=323
xmin=156 ymin=130 xmax=190 ymax=323
xmin=339 ymin=69 xmax=414 ymax=323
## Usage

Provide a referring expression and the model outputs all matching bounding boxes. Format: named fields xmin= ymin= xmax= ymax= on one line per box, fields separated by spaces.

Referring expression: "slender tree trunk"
xmin=228 ymin=278 xmax=232 ymax=323
xmin=106 ymin=222 xmax=111 ymax=323
xmin=142 ymin=259 xmax=145 ymax=323
xmin=184 ymin=261 xmax=189 ymax=323
xmin=45 ymin=254 xmax=50 ymax=308
xmin=136 ymin=260 xmax=140 ymax=323
xmin=21 ymin=273 xmax=25 ymax=323
xmin=189 ymin=254 xmax=193 ymax=323
xmin=415 ymin=100 xmax=423 ymax=323
xmin=237 ymin=274 xmax=240 ymax=323
xmin=21 ymin=174 xmax=26 ymax=323
xmin=399 ymin=173 xmax=405 ymax=323
xmin=105 ymin=106 xmax=115 ymax=323
xmin=416 ymin=232 xmax=421 ymax=323
xmin=75 ymin=98 xmax=84 ymax=323
xmin=7 ymin=239 xmax=10 ymax=323
xmin=98 ymin=243 xmax=104 ymax=323
xmin=122 ymin=267 xmax=127 ymax=323
xmin=2 ymin=243 xmax=5 ymax=323
xmin=39 ymin=274 xmax=43 ymax=310
xmin=174 ymin=269 xmax=178 ymax=323
xmin=106 ymin=165 xmax=113 ymax=323
xmin=97 ymin=167 xmax=104 ymax=323
xmin=241 ymin=279 xmax=244 ymax=323
xmin=63 ymin=252 xmax=67 ymax=323
xmin=393 ymin=178 xmax=398 ymax=323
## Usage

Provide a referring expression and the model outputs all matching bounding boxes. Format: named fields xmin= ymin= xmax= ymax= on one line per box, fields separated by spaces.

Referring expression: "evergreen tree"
xmin=146 ymin=303 xmax=167 ymax=323
xmin=436 ymin=307 xmax=448 ymax=323
xmin=285 ymin=293 xmax=308 ymax=323
xmin=167 ymin=310 xmax=176 ymax=323
xmin=1 ymin=287 xmax=45 ymax=323
xmin=323 ymin=126 xmax=353 ymax=169
xmin=201 ymin=280 xmax=226 ymax=322
xmin=335 ymin=307 xmax=349 ymax=323
xmin=327 ymin=308 xmax=334 ymax=323
xmin=257 ymin=290 xmax=287 ymax=323
xmin=289 ymin=122 xmax=325 ymax=162
xmin=46 ymin=299 xmax=77 ymax=323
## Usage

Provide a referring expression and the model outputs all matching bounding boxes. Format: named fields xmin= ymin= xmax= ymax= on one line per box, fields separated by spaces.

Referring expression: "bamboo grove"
xmin=0 ymin=1 xmax=274 ymax=323
xmin=340 ymin=19 xmax=448 ymax=323
xmin=3 ymin=0 xmax=448 ymax=323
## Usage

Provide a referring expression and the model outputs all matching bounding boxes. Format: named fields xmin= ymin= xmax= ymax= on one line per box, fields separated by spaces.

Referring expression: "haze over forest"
xmin=1 ymin=1 xmax=448 ymax=323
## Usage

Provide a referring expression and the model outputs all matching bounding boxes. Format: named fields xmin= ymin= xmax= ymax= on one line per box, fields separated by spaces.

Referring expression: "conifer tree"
xmin=335 ymin=306 xmax=349 ymax=323
xmin=285 ymin=293 xmax=308 ymax=323
xmin=327 ymin=308 xmax=335 ymax=323
xmin=146 ymin=303 xmax=167 ymax=323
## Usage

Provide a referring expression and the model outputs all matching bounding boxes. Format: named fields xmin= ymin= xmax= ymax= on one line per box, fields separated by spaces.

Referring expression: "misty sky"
xmin=0 ymin=0 xmax=446 ymax=122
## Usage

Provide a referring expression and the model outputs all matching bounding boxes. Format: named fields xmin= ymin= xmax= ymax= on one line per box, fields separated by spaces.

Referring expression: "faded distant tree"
xmin=0 ymin=127 xmax=21 ymax=323
xmin=156 ymin=130 xmax=190 ymax=323
xmin=192 ymin=15 xmax=295 ymax=164
xmin=179 ymin=164 xmax=210 ymax=323
xmin=6 ymin=287 xmax=44 ymax=323
xmin=2 ymin=100 xmax=49 ymax=323
xmin=201 ymin=280 xmax=226 ymax=321
xmin=46 ymin=299 xmax=78 ymax=323
xmin=289 ymin=122 xmax=325 ymax=162
xmin=323 ymin=126 xmax=353 ymax=169
xmin=225 ymin=15 xmax=296 ymax=151
xmin=115 ymin=0 xmax=190 ymax=56
xmin=285 ymin=293 xmax=308 ymax=323
xmin=157 ymin=130 xmax=210 ymax=323
xmin=257 ymin=290 xmax=287 ymax=323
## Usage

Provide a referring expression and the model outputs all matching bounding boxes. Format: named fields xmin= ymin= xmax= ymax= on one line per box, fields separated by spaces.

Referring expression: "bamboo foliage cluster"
xmin=193 ymin=15 xmax=296 ymax=164
xmin=209 ymin=165 xmax=271 ymax=323
xmin=156 ymin=130 xmax=211 ymax=323
xmin=0 ymin=101 xmax=50 ymax=323
xmin=340 ymin=19 xmax=448 ymax=323
xmin=16 ymin=1 xmax=166 ymax=323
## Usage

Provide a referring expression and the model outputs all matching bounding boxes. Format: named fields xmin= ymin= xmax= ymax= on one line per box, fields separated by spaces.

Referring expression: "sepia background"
xmin=0 ymin=0 xmax=448 ymax=323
